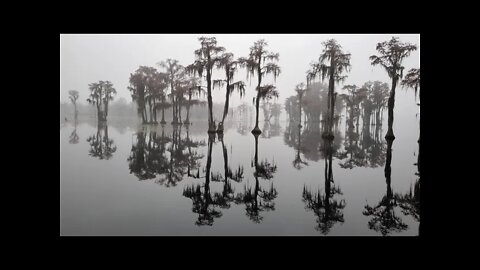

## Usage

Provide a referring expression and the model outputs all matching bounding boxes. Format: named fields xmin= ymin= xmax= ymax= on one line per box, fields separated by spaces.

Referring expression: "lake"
xmin=60 ymin=91 xmax=420 ymax=236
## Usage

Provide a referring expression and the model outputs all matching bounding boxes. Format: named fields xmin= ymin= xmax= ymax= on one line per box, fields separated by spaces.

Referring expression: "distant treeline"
xmin=60 ymin=99 xmax=257 ymax=123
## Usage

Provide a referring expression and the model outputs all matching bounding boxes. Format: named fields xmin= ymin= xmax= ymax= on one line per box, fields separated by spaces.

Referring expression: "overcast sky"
xmin=60 ymin=34 xmax=420 ymax=107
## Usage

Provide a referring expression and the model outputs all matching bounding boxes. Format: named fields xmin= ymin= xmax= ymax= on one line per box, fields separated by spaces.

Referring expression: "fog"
xmin=60 ymin=34 xmax=419 ymax=108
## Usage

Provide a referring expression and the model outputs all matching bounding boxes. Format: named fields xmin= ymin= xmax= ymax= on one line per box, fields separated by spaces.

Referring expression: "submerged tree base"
xmin=385 ymin=130 xmax=395 ymax=141
xmin=251 ymin=127 xmax=262 ymax=135
xmin=385 ymin=135 xmax=395 ymax=141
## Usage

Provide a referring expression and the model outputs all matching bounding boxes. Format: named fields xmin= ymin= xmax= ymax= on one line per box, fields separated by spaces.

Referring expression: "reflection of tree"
xmin=337 ymin=121 xmax=366 ymax=169
xmin=212 ymin=135 xmax=244 ymax=209
xmin=185 ymin=126 xmax=206 ymax=179
xmin=292 ymin=124 xmax=308 ymax=170
xmin=234 ymin=134 xmax=278 ymax=223
xmin=183 ymin=135 xmax=222 ymax=226
xmin=302 ymin=137 xmax=345 ymax=235
xmin=86 ymin=123 xmax=116 ymax=160
xmin=69 ymin=120 xmax=79 ymax=144
xmin=396 ymin=179 xmax=420 ymax=223
xmin=339 ymin=84 xmax=367 ymax=129
xmin=127 ymin=128 xmax=169 ymax=180
xmin=285 ymin=115 xmax=341 ymax=164
xmin=360 ymin=124 xmax=386 ymax=168
xmin=363 ymin=139 xmax=408 ymax=236
xmin=183 ymin=132 xmax=244 ymax=226
xmin=127 ymin=126 xmax=204 ymax=187
xmin=396 ymin=141 xmax=420 ymax=233
xmin=158 ymin=126 xmax=187 ymax=186
xmin=260 ymin=119 xmax=281 ymax=139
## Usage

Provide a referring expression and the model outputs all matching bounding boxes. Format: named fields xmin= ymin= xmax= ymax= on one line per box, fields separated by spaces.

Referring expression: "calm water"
xmin=60 ymin=93 xmax=419 ymax=236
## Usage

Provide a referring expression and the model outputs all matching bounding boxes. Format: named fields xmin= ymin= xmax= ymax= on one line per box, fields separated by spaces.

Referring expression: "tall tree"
xmin=360 ymin=81 xmax=389 ymax=127
xmin=182 ymin=77 xmax=203 ymax=125
xmin=307 ymin=39 xmax=351 ymax=138
xmin=68 ymin=90 xmax=79 ymax=120
xmin=158 ymin=59 xmax=184 ymax=125
xmin=370 ymin=37 xmax=417 ymax=140
xmin=87 ymin=81 xmax=116 ymax=122
xmin=213 ymin=52 xmax=246 ymax=133
xmin=339 ymin=85 xmax=367 ymax=129
xmin=102 ymin=81 xmax=116 ymax=121
xmin=86 ymin=82 xmax=104 ymax=121
xmin=128 ymin=68 xmax=147 ymax=123
xmin=295 ymin=83 xmax=307 ymax=128
xmin=185 ymin=37 xmax=226 ymax=133
xmin=238 ymin=40 xmax=281 ymax=134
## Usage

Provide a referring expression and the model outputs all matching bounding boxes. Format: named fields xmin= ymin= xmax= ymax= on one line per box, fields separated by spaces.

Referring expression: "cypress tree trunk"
xmin=252 ymin=57 xmax=262 ymax=135
xmin=207 ymin=58 xmax=215 ymax=133
xmin=219 ymin=83 xmax=230 ymax=132
xmin=385 ymin=77 xmax=397 ymax=140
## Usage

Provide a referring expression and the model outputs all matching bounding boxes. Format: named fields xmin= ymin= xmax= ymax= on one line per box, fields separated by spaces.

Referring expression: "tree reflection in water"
xmin=234 ymin=133 xmax=278 ymax=223
xmin=86 ymin=122 xmax=117 ymax=160
xmin=127 ymin=125 xmax=205 ymax=186
xmin=69 ymin=119 xmax=79 ymax=144
xmin=182 ymin=132 xmax=245 ymax=226
xmin=183 ymin=133 xmax=220 ymax=226
xmin=363 ymin=139 xmax=408 ymax=236
xmin=302 ymin=136 xmax=345 ymax=235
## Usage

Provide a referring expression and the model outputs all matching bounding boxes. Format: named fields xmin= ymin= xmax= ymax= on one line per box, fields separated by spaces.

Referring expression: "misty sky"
xmin=60 ymin=34 xmax=420 ymax=107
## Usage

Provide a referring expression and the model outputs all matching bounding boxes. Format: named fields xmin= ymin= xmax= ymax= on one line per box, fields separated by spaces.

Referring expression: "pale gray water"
xmin=60 ymin=90 xmax=419 ymax=236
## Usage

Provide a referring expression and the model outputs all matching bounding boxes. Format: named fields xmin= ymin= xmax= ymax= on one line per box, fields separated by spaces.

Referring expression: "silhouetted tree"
xmin=185 ymin=37 xmax=226 ymax=133
xmin=68 ymin=90 xmax=79 ymax=120
xmin=360 ymin=81 xmax=389 ymax=127
xmin=213 ymin=52 xmax=246 ymax=133
xmin=87 ymin=81 xmax=117 ymax=122
xmin=339 ymin=85 xmax=367 ymax=129
xmin=238 ymin=39 xmax=281 ymax=135
xmin=128 ymin=66 xmax=166 ymax=124
xmin=158 ymin=59 xmax=185 ymax=125
xmin=182 ymin=77 xmax=204 ymax=125
xmin=307 ymin=39 xmax=351 ymax=138
xmin=295 ymin=83 xmax=308 ymax=128
xmin=370 ymin=37 xmax=417 ymax=140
